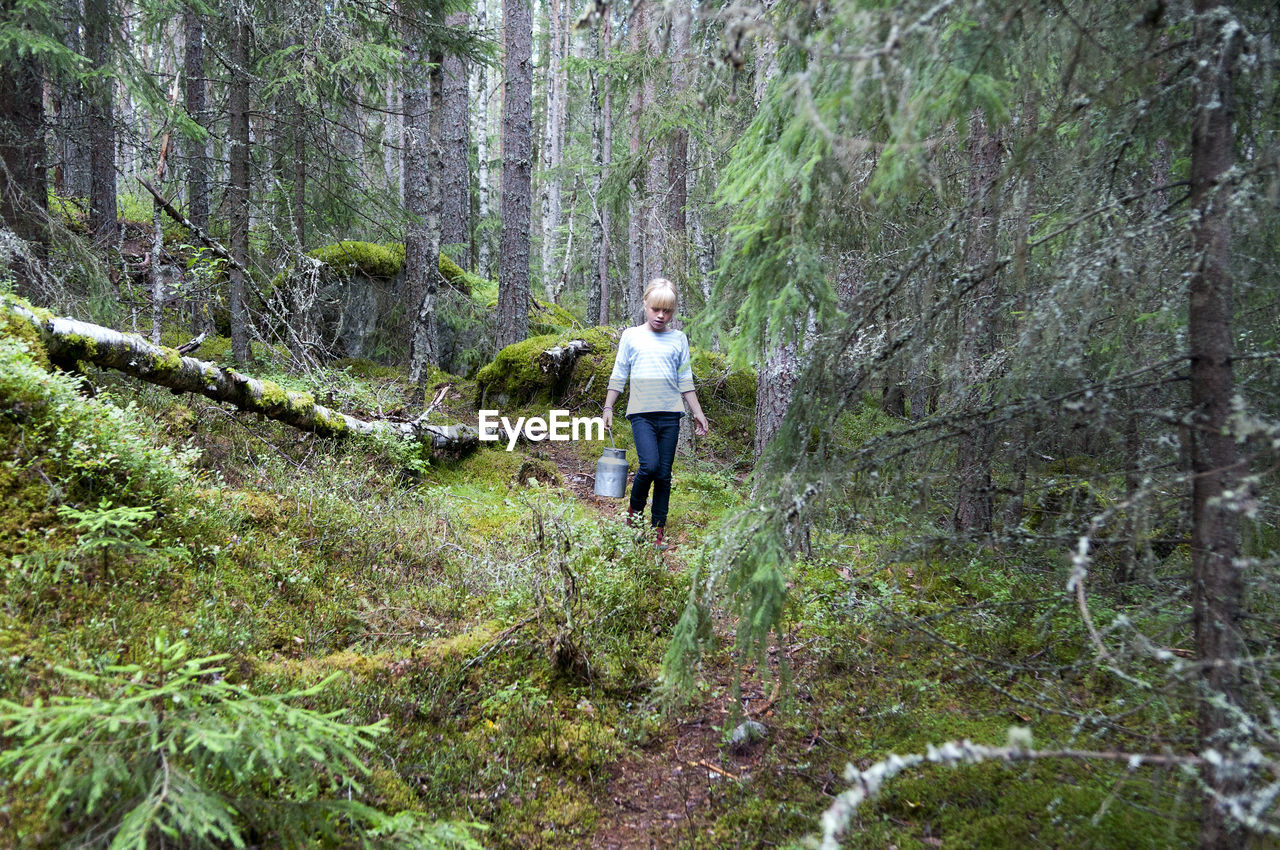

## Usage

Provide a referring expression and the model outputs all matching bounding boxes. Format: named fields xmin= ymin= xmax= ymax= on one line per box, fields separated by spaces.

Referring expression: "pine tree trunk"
xmin=586 ymin=19 xmax=605 ymax=327
xmin=686 ymin=133 xmax=714 ymax=340
xmin=952 ymin=114 xmax=1001 ymax=536
xmin=625 ymin=1 xmax=646 ymax=321
xmin=539 ymin=0 xmax=567 ymax=301
xmin=641 ymin=6 xmax=665 ymax=284
xmin=404 ymin=26 xmax=443 ymax=381
xmin=54 ymin=0 xmax=92 ymax=198
xmin=182 ymin=4 xmax=209 ymax=240
xmin=227 ymin=11 xmax=252 ymax=363
xmin=383 ymin=78 xmax=401 ymax=198
xmin=497 ymin=0 xmax=532 ymax=349
xmin=440 ymin=9 xmax=471 ymax=265
xmin=1188 ymin=3 xmax=1243 ymax=846
xmin=85 ymin=0 xmax=119 ymax=253
xmin=473 ymin=0 xmax=493 ymax=279
xmin=598 ymin=9 xmax=614 ymax=325
xmin=292 ymin=99 xmax=307 ymax=249
xmin=665 ymin=7 xmax=689 ymax=287
xmin=0 ymin=0 xmax=48 ymax=282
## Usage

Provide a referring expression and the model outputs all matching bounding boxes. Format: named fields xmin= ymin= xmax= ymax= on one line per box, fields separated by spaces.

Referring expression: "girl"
xmin=603 ymin=279 xmax=710 ymax=547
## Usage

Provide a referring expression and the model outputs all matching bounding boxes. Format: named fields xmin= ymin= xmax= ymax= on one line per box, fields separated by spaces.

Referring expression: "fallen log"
xmin=4 ymin=301 xmax=478 ymax=453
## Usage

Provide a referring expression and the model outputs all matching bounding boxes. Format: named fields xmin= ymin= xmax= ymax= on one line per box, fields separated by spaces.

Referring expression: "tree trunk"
xmin=641 ymin=4 xmax=665 ymax=286
xmin=0 ymin=0 xmax=48 ymax=288
xmin=586 ymin=18 xmax=605 ymax=327
xmin=665 ymin=3 xmax=689 ymax=288
xmin=754 ymin=327 xmax=799 ymax=466
xmin=5 ymin=302 xmax=478 ymax=452
xmin=952 ymin=113 xmax=1002 ymax=536
xmin=227 ymin=11 xmax=252 ymax=363
xmin=405 ymin=28 xmax=444 ymax=382
xmin=182 ymin=4 xmax=210 ymax=241
xmin=1188 ymin=3 xmax=1243 ymax=846
xmin=497 ymin=0 xmax=532 ymax=349
xmin=598 ymin=8 xmax=614 ymax=325
xmin=539 ymin=0 xmax=567 ymax=301
xmin=473 ymin=0 xmax=493 ymax=279
xmin=54 ymin=0 xmax=92 ymax=198
xmin=440 ymin=9 xmax=471 ymax=265
xmin=291 ymin=90 xmax=307 ymax=249
xmin=687 ymin=134 xmax=715 ymax=343
xmin=85 ymin=0 xmax=119 ymax=253
xmin=625 ymin=1 xmax=646 ymax=321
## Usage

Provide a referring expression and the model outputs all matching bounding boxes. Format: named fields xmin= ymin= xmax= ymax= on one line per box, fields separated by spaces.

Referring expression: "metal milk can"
xmin=593 ymin=433 xmax=629 ymax=498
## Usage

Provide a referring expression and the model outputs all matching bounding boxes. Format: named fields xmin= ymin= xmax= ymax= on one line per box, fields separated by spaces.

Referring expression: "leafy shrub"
xmin=0 ymin=332 xmax=197 ymax=512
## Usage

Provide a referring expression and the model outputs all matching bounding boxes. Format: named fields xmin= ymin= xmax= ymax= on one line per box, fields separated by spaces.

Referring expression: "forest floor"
xmin=524 ymin=440 xmax=781 ymax=849
xmin=0 ymin=319 xmax=1208 ymax=850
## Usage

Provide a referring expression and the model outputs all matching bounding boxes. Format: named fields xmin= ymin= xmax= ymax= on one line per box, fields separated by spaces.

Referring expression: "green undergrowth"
xmin=0 ymin=312 xmax=1212 ymax=848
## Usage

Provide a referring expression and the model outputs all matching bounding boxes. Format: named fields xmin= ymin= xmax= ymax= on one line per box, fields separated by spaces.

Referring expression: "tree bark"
xmin=1188 ymin=3 xmax=1243 ymax=846
xmin=440 ymin=9 xmax=471 ymax=265
xmin=952 ymin=113 xmax=1002 ymax=536
xmin=5 ymin=302 xmax=478 ymax=452
xmin=227 ymin=11 xmax=252 ymax=363
xmin=641 ymin=4 xmax=665 ymax=286
xmin=407 ymin=47 xmax=445 ymax=385
xmin=497 ymin=0 xmax=532 ymax=349
xmin=473 ymin=0 xmax=493 ymax=279
xmin=182 ymin=4 xmax=209 ymax=239
xmin=586 ymin=17 xmax=605 ymax=327
xmin=665 ymin=4 xmax=690 ymax=287
xmin=85 ymin=0 xmax=119 ymax=253
xmin=53 ymin=0 xmax=92 ymax=198
xmin=0 ymin=0 xmax=48 ymax=286
xmin=625 ymin=1 xmax=646 ymax=321
xmin=598 ymin=8 xmax=614 ymax=325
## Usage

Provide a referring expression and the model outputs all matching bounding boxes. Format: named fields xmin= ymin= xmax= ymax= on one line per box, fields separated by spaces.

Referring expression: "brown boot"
xmin=653 ymin=526 xmax=668 ymax=551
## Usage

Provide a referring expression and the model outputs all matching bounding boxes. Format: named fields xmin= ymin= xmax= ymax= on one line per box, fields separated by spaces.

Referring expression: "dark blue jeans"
xmin=628 ymin=412 xmax=682 ymax=527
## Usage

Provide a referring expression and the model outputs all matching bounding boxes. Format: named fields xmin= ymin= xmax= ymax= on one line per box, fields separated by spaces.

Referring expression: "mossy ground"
xmin=0 ymin=312 xmax=1215 ymax=849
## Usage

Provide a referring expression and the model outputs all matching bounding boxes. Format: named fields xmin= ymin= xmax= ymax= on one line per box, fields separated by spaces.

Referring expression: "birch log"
xmin=4 ymin=302 xmax=477 ymax=452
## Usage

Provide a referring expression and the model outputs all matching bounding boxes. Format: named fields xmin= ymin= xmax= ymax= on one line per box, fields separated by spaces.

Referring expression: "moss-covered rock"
xmin=309 ymin=241 xmax=406 ymax=278
xmin=474 ymin=327 xmax=620 ymax=409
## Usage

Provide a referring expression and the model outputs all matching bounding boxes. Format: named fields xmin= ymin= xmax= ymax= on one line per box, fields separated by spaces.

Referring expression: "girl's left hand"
xmin=694 ymin=414 xmax=709 ymax=437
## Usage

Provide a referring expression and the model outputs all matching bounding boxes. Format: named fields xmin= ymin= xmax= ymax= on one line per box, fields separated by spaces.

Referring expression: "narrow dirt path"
xmin=533 ymin=440 xmax=771 ymax=849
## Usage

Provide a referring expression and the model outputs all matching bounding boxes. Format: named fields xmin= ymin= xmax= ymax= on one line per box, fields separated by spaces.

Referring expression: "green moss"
xmin=0 ymin=309 xmax=50 ymax=372
xmin=59 ymin=331 xmax=100 ymax=361
xmin=310 ymin=241 xmax=406 ymax=278
xmin=152 ymin=345 xmax=184 ymax=373
xmin=530 ymin=300 xmax=580 ymax=335
xmin=257 ymin=379 xmax=291 ymax=409
xmin=474 ymin=327 xmax=620 ymax=408
xmin=334 ymin=357 xmax=401 ymax=380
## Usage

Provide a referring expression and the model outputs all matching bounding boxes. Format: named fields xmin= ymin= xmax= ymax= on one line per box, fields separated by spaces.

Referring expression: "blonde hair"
xmin=643 ymin=278 xmax=678 ymax=312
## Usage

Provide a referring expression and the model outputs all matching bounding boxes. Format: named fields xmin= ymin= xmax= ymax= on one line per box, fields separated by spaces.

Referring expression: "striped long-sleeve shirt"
xmin=607 ymin=325 xmax=695 ymax=416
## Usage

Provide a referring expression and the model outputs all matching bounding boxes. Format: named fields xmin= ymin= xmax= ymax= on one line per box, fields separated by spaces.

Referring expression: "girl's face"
xmin=645 ymin=302 xmax=673 ymax=332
